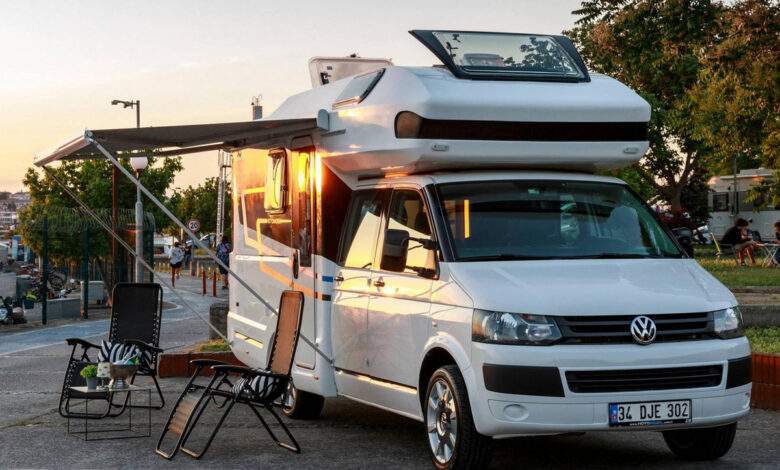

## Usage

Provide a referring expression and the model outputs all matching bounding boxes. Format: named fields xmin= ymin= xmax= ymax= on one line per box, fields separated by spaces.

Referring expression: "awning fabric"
xmin=35 ymin=110 xmax=329 ymax=167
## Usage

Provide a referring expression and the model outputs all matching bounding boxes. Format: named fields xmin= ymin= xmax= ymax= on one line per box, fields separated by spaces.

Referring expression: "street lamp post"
xmin=111 ymin=99 xmax=141 ymax=282
xmin=130 ymin=156 xmax=148 ymax=282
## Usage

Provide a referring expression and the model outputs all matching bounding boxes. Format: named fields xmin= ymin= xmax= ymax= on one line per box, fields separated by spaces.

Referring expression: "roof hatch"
xmin=410 ymin=30 xmax=589 ymax=82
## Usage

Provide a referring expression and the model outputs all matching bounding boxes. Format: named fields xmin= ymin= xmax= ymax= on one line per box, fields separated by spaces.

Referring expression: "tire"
xmin=662 ymin=422 xmax=737 ymax=461
xmin=424 ymin=365 xmax=493 ymax=470
xmin=282 ymin=381 xmax=325 ymax=419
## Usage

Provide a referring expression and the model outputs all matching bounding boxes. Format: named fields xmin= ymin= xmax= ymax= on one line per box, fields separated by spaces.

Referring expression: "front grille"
xmin=556 ymin=312 xmax=715 ymax=344
xmin=566 ymin=365 xmax=724 ymax=393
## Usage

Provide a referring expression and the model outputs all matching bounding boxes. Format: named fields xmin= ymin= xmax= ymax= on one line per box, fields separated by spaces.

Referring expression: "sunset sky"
xmin=0 ymin=0 xmax=580 ymax=192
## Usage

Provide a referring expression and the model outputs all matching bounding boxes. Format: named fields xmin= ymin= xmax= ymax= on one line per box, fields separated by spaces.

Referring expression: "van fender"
xmin=419 ymin=334 xmax=478 ymax=407
xmin=419 ymin=334 xmax=501 ymax=435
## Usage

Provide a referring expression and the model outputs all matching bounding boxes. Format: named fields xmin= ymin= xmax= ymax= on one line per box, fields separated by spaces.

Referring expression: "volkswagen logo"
xmin=630 ymin=316 xmax=657 ymax=345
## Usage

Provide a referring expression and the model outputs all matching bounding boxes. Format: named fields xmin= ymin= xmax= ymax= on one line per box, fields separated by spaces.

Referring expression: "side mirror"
xmin=380 ymin=229 xmax=409 ymax=272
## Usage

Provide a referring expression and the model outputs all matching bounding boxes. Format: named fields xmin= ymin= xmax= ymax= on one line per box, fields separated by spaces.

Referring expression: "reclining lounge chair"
xmin=59 ymin=283 xmax=164 ymax=419
xmin=156 ymin=290 xmax=304 ymax=460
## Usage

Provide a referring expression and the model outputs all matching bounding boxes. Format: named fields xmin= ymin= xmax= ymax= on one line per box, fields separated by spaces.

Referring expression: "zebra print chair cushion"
xmin=98 ymin=340 xmax=151 ymax=367
xmin=231 ymin=372 xmax=279 ymax=400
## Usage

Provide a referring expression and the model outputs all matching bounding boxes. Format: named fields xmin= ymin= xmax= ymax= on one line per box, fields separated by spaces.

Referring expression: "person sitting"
xmin=720 ymin=218 xmax=757 ymax=265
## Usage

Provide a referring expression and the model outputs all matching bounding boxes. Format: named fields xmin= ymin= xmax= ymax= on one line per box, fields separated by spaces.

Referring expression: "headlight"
xmin=472 ymin=310 xmax=561 ymax=345
xmin=713 ymin=307 xmax=743 ymax=339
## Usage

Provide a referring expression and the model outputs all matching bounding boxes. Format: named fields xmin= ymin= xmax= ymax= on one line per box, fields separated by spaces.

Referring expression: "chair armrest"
xmin=211 ymin=364 xmax=286 ymax=380
xmin=190 ymin=359 xmax=228 ymax=368
xmin=123 ymin=339 xmax=163 ymax=354
xmin=65 ymin=338 xmax=100 ymax=350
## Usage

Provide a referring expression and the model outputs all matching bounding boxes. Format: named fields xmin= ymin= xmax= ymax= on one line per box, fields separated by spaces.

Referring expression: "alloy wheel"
xmin=426 ymin=378 xmax=458 ymax=464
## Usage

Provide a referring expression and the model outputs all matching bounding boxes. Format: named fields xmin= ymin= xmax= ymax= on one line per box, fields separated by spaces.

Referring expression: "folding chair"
xmin=58 ymin=283 xmax=164 ymax=419
xmin=711 ymin=234 xmax=738 ymax=264
xmin=156 ymin=290 xmax=303 ymax=460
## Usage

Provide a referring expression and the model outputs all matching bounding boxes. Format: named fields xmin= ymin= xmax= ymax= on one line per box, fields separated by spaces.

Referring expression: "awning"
xmin=35 ymin=109 xmax=329 ymax=166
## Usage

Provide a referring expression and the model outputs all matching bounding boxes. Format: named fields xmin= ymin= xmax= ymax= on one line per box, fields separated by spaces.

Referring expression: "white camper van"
xmin=223 ymin=31 xmax=751 ymax=468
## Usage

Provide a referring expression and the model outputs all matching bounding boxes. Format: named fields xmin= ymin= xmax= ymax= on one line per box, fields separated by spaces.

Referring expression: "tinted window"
xmin=340 ymin=190 xmax=389 ymax=269
xmin=438 ymin=180 xmax=681 ymax=261
xmin=383 ymin=190 xmax=435 ymax=274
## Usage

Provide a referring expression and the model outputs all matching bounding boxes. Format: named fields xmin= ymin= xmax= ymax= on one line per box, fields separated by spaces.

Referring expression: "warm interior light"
xmin=297 ymin=151 xmax=309 ymax=191
xmin=315 ymin=152 xmax=323 ymax=193
xmin=464 ymin=199 xmax=470 ymax=239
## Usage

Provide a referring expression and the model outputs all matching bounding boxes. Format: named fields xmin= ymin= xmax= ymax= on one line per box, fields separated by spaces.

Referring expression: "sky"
xmin=0 ymin=0 xmax=582 ymax=192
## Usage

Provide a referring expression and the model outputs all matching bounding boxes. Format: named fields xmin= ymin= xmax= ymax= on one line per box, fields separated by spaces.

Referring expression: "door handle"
xmin=373 ymin=278 xmax=385 ymax=288
xmin=334 ymin=275 xmax=344 ymax=283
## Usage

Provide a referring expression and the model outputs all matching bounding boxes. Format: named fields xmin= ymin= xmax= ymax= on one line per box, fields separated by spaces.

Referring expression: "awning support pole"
xmin=72 ymin=139 xmax=333 ymax=364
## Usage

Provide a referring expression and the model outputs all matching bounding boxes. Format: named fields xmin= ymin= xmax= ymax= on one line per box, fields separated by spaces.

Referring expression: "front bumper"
xmin=466 ymin=338 xmax=752 ymax=437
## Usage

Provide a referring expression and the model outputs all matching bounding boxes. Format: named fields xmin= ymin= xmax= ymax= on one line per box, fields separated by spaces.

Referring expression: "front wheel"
xmin=281 ymin=381 xmax=325 ymax=419
xmin=662 ymin=422 xmax=737 ymax=460
xmin=425 ymin=365 xmax=493 ymax=470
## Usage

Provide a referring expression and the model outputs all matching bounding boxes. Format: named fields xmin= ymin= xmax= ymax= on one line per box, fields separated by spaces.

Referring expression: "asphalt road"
xmin=1 ymin=280 xmax=777 ymax=469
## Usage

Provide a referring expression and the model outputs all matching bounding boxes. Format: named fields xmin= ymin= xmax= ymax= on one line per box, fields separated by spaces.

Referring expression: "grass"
xmin=195 ymin=338 xmax=231 ymax=352
xmin=745 ymin=327 xmax=780 ymax=355
xmin=694 ymin=242 xmax=780 ymax=288
xmin=696 ymin=258 xmax=780 ymax=288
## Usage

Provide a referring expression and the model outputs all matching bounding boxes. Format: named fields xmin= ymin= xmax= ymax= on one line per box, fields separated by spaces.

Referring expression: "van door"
xmin=331 ymin=189 xmax=390 ymax=376
xmin=366 ymin=188 xmax=435 ymax=387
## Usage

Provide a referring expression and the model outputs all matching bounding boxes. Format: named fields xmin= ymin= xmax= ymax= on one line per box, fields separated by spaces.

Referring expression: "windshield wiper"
xmin=568 ymin=253 xmax=665 ymax=259
xmin=459 ymin=254 xmax=555 ymax=261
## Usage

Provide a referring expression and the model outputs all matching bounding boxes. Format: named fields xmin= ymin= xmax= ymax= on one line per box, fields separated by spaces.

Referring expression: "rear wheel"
xmin=281 ymin=381 xmax=325 ymax=419
xmin=662 ymin=422 xmax=737 ymax=460
xmin=425 ymin=365 xmax=492 ymax=470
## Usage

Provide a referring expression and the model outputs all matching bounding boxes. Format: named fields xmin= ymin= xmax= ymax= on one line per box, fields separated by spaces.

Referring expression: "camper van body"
xmin=225 ymin=31 xmax=750 ymax=466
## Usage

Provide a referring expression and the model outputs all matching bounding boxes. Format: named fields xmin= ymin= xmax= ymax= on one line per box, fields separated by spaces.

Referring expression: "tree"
xmin=19 ymin=156 xmax=182 ymax=263
xmin=568 ymin=0 xmax=724 ymax=212
xmin=170 ymin=177 xmax=232 ymax=239
xmin=689 ymin=0 xmax=780 ymax=173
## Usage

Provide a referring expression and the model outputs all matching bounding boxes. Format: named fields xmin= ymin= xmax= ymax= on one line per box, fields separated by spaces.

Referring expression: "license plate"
xmin=609 ymin=400 xmax=691 ymax=427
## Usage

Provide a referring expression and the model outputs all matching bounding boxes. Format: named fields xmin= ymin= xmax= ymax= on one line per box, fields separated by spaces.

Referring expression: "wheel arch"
xmin=418 ymin=337 xmax=472 ymax=408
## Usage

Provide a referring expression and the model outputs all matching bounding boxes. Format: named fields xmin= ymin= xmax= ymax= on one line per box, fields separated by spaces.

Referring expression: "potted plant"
xmin=80 ymin=364 xmax=98 ymax=390
xmin=22 ymin=291 xmax=36 ymax=310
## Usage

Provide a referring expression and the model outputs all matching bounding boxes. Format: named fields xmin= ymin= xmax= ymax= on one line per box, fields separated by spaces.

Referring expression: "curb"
xmin=741 ymin=305 xmax=780 ymax=326
xmin=752 ymin=353 xmax=780 ymax=411
xmin=158 ymin=351 xmax=243 ymax=378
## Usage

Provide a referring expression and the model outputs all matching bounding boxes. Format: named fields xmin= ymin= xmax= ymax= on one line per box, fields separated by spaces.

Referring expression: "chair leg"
xmin=121 ymin=372 xmax=165 ymax=410
xmin=180 ymin=398 xmax=237 ymax=460
xmin=249 ymin=403 xmax=301 ymax=453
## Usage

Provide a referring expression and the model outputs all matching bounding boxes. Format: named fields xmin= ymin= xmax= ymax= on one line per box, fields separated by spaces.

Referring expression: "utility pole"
xmin=111 ymin=99 xmax=141 ymax=283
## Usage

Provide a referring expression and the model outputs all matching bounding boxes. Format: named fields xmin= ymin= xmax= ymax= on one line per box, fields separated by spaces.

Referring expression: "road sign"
xmin=187 ymin=219 xmax=201 ymax=232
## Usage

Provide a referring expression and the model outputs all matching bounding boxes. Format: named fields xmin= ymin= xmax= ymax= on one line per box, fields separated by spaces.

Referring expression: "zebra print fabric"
xmin=98 ymin=340 xmax=151 ymax=366
xmin=231 ymin=373 xmax=277 ymax=400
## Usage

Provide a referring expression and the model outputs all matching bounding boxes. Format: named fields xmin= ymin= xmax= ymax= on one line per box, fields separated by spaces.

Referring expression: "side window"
xmin=264 ymin=150 xmax=287 ymax=213
xmin=339 ymin=190 xmax=388 ymax=269
xmin=384 ymin=190 xmax=435 ymax=274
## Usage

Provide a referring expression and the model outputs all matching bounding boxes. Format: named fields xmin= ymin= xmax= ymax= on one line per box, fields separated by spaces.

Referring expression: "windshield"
xmin=437 ymin=180 xmax=682 ymax=261
xmin=430 ymin=31 xmax=585 ymax=79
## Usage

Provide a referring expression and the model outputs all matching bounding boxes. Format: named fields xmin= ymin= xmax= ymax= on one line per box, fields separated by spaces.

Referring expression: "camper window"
xmin=333 ymin=69 xmax=385 ymax=108
xmin=712 ymin=193 xmax=729 ymax=212
xmin=381 ymin=190 xmax=436 ymax=275
xmin=339 ymin=189 xmax=390 ymax=269
xmin=264 ymin=151 xmax=287 ymax=213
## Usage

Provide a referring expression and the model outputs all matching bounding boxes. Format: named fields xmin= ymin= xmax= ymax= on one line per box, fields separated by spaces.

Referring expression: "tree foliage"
xmin=688 ymin=0 xmax=780 ymax=172
xmin=170 ymin=177 xmax=231 ymax=239
xmin=568 ymin=0 xmax=723 ymax=212
xmin=20 ymin=157 xmax=182 ymax=263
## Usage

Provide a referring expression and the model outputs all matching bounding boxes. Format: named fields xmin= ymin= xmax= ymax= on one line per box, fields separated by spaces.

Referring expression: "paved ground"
xmin=1 ymin=276 xmax=778 ymax=469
